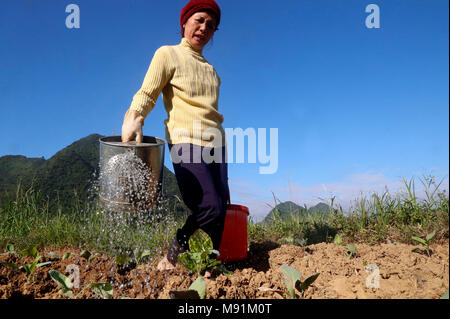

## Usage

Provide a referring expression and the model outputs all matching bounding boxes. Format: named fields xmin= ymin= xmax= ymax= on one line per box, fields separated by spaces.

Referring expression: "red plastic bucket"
xmin=218 ymin=203 xmax=250 ymax=262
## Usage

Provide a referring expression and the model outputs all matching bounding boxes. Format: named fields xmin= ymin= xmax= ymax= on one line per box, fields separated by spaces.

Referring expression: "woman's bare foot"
xmin=157 ymin=256 xmax=176 ymax=271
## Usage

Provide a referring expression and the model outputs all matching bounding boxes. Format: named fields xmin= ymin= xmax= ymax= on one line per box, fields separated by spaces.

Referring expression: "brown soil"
xmin=1 ymin=241 xmax=448 ymax=299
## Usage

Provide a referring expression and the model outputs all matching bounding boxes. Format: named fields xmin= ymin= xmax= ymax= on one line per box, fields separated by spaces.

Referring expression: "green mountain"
xmin=0 ymin=134 xmax=185 ymax=214
xmin=0 ymin=155 xmax=46 ymax=196
xmin=263 ymin=200 xmax=330 ymax=223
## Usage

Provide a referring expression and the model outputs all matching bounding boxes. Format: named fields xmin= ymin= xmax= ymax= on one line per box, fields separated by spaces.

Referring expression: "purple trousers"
xmin=169 ymin=143 xmax=230 ymax=251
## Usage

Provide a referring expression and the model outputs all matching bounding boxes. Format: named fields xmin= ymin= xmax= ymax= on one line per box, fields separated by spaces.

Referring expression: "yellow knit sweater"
xmin=129 ymin=38 xmax=225 ymax=147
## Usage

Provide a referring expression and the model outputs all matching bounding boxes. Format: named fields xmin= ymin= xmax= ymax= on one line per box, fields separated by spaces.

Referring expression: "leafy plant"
xmin=134 ymin=248 xmax=151 ymax=264
xmin=6 ymin=243 xmax=16 ymax=254
xmin=21 ymin=247 xmax=52 ymax=280
xmin=169 ymin=276 xmax=207 ymax=299
xmin=333 ymin=233 xmax=342 ymax=245
xmin=411 ymin=231 xmax=435 ymax=257
xmin=1 ymin=245 xmax=50 ymax=279
xmin=49 ymin=269 xmax=74 ymax=298
xmin=89 ymin=282 xmax=114 ymax=299
xmin=80 ymin=250 xmax=97 ymax=263
xmin=0 ymin=243 xmax=18 ymax=256
xmin=279 ymin=235 xmax=307 ymax=247
xmin=62 ymin=252 xmax=71 ymax=260
xmin=344 ymin=244 xmax=357 ymax=259
xmin=20 ymin=246 xmax=38 ymax=258
xmin=280 ymin=264 xmax=319 ymax=298
xmin=189 ymin=276 xmax=206 ymax=299
xmin=46 ymin=252 xmax=59 ymax=259
xmin=0 ymin=261 xmax=20 ymax=270
xmin=177 ymin=230 xmax=222 ymax=275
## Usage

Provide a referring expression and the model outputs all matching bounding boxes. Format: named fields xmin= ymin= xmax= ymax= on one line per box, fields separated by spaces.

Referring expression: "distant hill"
xmin=0 ymin=155 xmax=46 ymax=195
xmin=0 ymin=134 xmax=185 ymax=214
xmin=263 ymin=201 xmax=330 ymax=223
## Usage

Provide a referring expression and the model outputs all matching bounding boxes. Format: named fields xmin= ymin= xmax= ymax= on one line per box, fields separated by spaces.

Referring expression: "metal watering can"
xmin=98 ymin=136 xmax=166 ymax=212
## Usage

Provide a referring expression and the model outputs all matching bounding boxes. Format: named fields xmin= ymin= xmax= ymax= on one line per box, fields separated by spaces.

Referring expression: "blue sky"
xmin=1 ymin=0 xmax=448 ymax=220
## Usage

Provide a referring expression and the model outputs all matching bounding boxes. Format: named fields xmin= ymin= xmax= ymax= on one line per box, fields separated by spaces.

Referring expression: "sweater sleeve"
xmin=129 ymin=47 xmax=174 ymax=118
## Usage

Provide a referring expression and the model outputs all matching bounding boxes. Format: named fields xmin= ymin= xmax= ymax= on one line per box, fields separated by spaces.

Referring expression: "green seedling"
xmin=333 ymin=234 xmax=343 ymax=245
xmin=134 ymin=248 xmax=152 ymax=264
xmin=89 ymin=282 xmax=114 ymax=299
xmin=20 ymin=246 xmax=38 ymax=259
xmin=46 ymin=252 xmax=59 ymax=260
xmin=169 ymin=276 xmax=206 ymax=299
xmin=0 ymin=261 xmax=20 ymax=270
xmin=344 ymin=244 xmax=357 ymax=259
xmin=24 ymin=256 xmax=52 ymax=280
xmin=6 ymin=243 xmax=15 ymax=254
xmin=49 ymin=269 xmax=74 ymax=298
xmin=1 ymin=244 xmax=18 ymax=256
xmin=62 ymin=252 xmax=71 ymax=260
xmin=189 ymin=276 xmax=206 ymax=299
xmin=1 ymin=245 xmax=50 ymax=277
xmin=280 ymin=264 xmax=320 ymax=299
xmin=411 ymin=231 xmax=435 ymax=257
xmin=19 ymin=247 xmax=52 ymax=280
xmin=177 ymin=230 xmax=223 ymax=276
xmin=280 ymin=235 xmax=307 ymax=247
xmin=80 ymin=250 xmax=97 ymax=263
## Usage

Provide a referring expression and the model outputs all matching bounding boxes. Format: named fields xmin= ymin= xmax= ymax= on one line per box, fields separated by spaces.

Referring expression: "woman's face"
xmin=183 ymin=11 xmax=217 ymax=50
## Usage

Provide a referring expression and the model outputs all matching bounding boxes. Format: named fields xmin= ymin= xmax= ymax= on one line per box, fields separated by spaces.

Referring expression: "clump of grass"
xmin=248 ymin=175 xmax=448 ymax=246
xmin=0 ymin=184 xmax=181 ymax=262
xmin=1 ymin=175 xmax=448 ymax=257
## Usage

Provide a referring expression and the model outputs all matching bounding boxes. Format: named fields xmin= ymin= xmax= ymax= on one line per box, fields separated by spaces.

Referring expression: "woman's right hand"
xmin=121 ymin=109 xmax=145 ymax=143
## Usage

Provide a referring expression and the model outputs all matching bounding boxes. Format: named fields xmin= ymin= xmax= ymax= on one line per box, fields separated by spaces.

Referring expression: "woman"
xmin=121 ymin=0 xmax=229 ymax=271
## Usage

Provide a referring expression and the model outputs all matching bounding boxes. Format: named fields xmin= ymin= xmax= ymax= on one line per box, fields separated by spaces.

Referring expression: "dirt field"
xmin=1 ymin=241 xmax=448 ymax=299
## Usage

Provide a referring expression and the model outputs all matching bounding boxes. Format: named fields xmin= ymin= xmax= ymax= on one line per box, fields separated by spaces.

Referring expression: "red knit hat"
xmin=180 ymin=0 xmax=221 ymax=37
